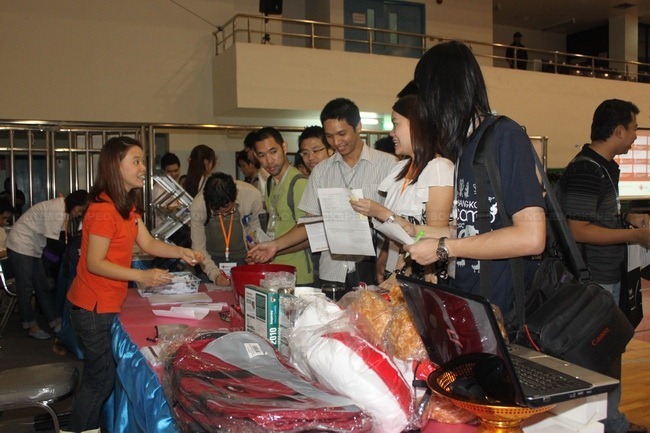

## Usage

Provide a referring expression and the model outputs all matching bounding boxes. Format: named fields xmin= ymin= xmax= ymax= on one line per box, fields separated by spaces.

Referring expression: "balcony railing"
xmin=214 ymin=14 xmax=650 ymax=83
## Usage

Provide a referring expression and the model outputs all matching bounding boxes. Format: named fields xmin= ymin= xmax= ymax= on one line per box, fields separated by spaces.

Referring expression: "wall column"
xmin=609 ymin=8 xmax=638 ymax=80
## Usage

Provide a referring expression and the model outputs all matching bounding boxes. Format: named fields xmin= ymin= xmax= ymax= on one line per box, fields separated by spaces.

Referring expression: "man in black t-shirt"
xmin=556 ymin=99 xmax=649 ymax=433
xmin=505 ymin=32 xmax=528 ymax=70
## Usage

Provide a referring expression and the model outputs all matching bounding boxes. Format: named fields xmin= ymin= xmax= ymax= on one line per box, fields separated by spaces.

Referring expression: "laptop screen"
xmin=398 ymin=275 xmax=523 ymax=405
xmin=398 ymin=276 xmax=504 ymax=365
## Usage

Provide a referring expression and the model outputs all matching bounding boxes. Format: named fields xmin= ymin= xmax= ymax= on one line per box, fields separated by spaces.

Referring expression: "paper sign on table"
xmin=147 ymin=292 xmax=212 ymax=306
xmin=152 ymin=306 xmax=210 ymax=320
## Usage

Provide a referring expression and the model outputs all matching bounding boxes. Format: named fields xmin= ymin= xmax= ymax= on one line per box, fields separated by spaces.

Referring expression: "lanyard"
xmin=338 ymin=161 xmax=359 ymax=189
xmin=218 ymin=212 xmax=234 ymax=261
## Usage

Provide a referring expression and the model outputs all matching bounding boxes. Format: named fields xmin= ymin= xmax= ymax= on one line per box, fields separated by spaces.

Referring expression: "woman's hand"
xmin=349 ymin=198 xmax=391 ymax=221
xmin=178 ymin=248 xmax=204 ymax=265
xmin=139 ymin=268 xmax=173 ymax=287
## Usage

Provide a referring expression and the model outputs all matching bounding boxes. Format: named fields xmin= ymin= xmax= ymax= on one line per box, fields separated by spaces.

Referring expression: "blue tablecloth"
xmin=109 ymin=316 xmax=178 ymax=433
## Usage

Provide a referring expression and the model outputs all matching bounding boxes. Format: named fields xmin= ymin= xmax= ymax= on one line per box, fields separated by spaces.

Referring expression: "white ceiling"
xmin=492 ymin=0 xmax=650 ymax=34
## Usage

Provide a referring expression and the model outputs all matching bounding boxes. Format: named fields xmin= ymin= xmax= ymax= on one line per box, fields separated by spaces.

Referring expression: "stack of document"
xmin=138 ymin=272 xmax=200 ymax=297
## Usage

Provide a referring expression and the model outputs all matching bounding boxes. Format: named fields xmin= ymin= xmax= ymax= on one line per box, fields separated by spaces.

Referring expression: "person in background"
xmin=373 ymin=136 xmax=397 ymax=156
xmin=293 ymin=153 xmax=310 ymax=177
xmin=350 ymin=94 xmax=454 ymax=282
xmin=254 ymin=127 xmax=313 ymax=285
xmin=190 ymin=172 xmax=262 ymax=286
xmin=404 ymin=40 xmax=546 ymax=319
xmin=248 ymin=98 xmax=396 ymax=290
xmin=1 ymin=176 xmax=26 ymax=217
xmin=296 ymin=125 xmax=334 ymax=284
xmin=66 ymin=137 xmax=204 ymax=432
xmin=556 ymin=99 xmax=649 ymax=433
xmin=5 ymin=190 xmax=88 ymax=340
xmin=297 ymin=125 xmax=334 ymax=174
xmin=152 ymin=152 xmax=184 ymax=219
xmin=183 ymin=144 xmax=217 ymax=198
xmin=244 ymin=131 xmax=269 ymax=197
xmin=236 ymin=149 xmax=261 ymax=189
xmin=0 ymin=198 xmax=13 ymax=256
xmin=160 ymin=152 xmax=182 ymax=182
xmin=506 ymin=31 xmax=528 ymax=70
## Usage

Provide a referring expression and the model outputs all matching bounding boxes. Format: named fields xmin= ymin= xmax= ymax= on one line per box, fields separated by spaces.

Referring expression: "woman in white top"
xmin=350 ymin=94 xmax=454 ymax=281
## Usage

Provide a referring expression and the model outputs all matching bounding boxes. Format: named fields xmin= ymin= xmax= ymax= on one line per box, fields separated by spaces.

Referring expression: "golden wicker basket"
xmin=428 ymin=360 xmax=554 ymax=433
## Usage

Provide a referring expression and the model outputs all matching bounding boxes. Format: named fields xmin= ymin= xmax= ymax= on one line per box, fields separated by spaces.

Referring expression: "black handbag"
xmin=473 ymin=117 xmax=634 ymax=374
xmin=620 ymin=247 xmax=644 ymax=329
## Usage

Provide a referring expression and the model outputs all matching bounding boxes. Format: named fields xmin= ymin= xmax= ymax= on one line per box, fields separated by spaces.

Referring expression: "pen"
xmin=246 ymin=235 xmax=256 ymax=245
xmin=219 ymin=269 xmax=231 ymax=281
xmin=404 ymin=230 xmax=425 ymax=260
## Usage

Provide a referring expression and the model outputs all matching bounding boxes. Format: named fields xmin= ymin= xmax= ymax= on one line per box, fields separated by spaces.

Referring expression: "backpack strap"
xmin=267 ymin=171 xmax=312 ymax=274
xmin=472 ymin=116 xmax=526 ymax=335
xmin=267 ymin=172 xmax=307 ymax=223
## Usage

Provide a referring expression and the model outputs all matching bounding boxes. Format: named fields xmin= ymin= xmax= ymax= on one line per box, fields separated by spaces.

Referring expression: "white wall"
xmin=2 ymin=0 xmax=649 ymax=171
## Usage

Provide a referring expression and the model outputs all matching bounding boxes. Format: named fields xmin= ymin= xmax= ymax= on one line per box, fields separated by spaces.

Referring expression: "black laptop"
xmin=397 ymin=275 xmax=618 ymax=407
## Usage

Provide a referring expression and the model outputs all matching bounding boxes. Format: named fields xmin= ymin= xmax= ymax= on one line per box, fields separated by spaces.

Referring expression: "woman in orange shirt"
xmin=67 ymin=137 xmax=204 ymax=432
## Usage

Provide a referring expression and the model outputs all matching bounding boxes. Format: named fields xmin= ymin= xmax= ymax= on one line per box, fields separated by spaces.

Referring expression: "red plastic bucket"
xmin=230 ymin=263 xmax=296 ymax=301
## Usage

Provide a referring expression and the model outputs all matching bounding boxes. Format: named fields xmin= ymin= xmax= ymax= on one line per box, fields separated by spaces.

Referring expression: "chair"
xmin=0 ymin=256 xmax=17 ymax=337
xmin=0 ymin=363 xmax=79 ymax=433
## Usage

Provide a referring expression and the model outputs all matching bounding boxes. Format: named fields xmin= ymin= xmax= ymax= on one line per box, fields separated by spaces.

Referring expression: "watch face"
xmin=436 ymin=238 xmax=449 ymax=261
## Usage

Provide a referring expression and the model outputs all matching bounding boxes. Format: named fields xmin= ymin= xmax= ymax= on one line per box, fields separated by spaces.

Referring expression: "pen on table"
xmin=404 ymin=230 xmax=425 ymax=260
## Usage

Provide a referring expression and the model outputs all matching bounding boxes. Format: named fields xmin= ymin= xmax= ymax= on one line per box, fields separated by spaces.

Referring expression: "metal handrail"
xmin=214 ymin=14 xmax=650 ymax=83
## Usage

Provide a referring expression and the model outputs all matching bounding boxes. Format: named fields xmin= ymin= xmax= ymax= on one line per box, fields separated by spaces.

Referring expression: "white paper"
xmin=146 ymin=292 xmax=212 ymax=306
xmin=305 ymin=221 xmax=329 ymax=252
xmin=140 ymin=345 xmax=162 ymax=366
xmin=152 ymin=306 xmax=210 ymax=320
xmin=317 ymin=188 xmax=376 ymax=256
xmin=179 ymin=302 xmax=227 ymax=311
xmin=255 ymin=227 xmax=272 ymax=243
xmin=375 ymin=220 xmax=416 ymax=246
xmin=628 ymin=243 xmax=650 ymax=271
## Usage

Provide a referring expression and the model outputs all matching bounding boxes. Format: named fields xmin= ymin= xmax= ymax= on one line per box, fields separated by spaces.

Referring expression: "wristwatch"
xmin=384 ymin=214 xmax=397 ymax=224
xmin=436 ymin=237 xmax=450 ymax=262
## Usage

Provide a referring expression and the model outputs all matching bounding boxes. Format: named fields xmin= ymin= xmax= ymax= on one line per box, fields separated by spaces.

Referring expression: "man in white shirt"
xmin=248 ymin=98 xmax=396 ymax=289
xmin=6 ymin=190 xmax=88 ymax=339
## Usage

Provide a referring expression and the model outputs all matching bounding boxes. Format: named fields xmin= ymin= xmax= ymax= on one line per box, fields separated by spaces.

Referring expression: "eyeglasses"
xmin=211 ymin=203 xmax=238 ymax=216
xmin=299 ymin=147 xmax=326 ymax=158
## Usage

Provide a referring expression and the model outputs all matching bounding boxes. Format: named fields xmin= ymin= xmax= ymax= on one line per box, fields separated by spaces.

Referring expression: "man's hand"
xmin=633 ymin=227 xmax=650 ymax=249
xmin=247 ymin=242 xmax=278 ymax=264
xmin=403 ymin=238 xmax=439 ymax=266
xmin=627 ymin=213 xmax=650 ymax=229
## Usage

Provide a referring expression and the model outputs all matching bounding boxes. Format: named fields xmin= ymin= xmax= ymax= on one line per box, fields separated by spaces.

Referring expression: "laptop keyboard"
xmin=511 ymin=356 xmax=591 ymax=395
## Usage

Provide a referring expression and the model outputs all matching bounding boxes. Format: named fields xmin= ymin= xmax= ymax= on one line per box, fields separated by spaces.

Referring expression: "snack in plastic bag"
xmin=383 ymin=304 xmax=427 ymax=361
xmin=346 ymin=289 xmax=392 ymax=348
xmin=424 ymin=394 xmax=477 ymax=424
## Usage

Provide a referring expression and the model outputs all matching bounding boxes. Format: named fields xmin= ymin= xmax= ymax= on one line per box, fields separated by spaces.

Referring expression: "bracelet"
xmin=384 ymin=214 xmax=396 ymax=224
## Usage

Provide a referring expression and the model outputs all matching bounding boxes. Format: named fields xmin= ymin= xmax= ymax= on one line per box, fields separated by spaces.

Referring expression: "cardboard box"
xmin=550 ymin=394 xmax=608 ymax=425
xmin=244 ymin=285 xmax=280 ymax=348
xmin=523 ymin=410 xmax=604 ymax=433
